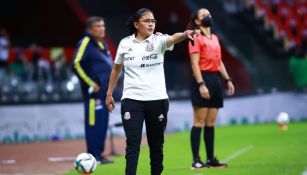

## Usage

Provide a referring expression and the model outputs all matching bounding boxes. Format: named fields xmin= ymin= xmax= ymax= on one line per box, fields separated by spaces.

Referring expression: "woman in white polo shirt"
xmin=105 ymin=8 xmax=199 ymax=175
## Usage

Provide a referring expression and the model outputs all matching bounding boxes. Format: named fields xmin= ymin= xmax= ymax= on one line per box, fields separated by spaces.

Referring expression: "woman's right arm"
xmin=106 ymin=63 xmax=123 ymax=112
xmin=190 ymin=53 xmax=210 ymax=99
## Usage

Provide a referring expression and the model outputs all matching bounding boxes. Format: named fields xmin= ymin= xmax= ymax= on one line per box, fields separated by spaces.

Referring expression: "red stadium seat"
xmin=294 ymin=0 xmax=307 ymax=6
xmin=277 ymin=2 xmax=293 ymax=23
xmin=294 ymin=2 xmax=307 ymax=19
xmin=255 ymin=0 xmax=270 ymax=18
xmin=284 ymin=32 xmax=302 ymax=50
xmin=285 ymin=14 xmax=303 ymax=35
xmin=264 ymin=7 xmax=281 ymax=30
xmin=299 ymin=25 xmax=307 ymax=39
xmin=274 ymin=22 xmax=288 ymax=39
xmin=253 ymin=0 xmax=306 ymax=52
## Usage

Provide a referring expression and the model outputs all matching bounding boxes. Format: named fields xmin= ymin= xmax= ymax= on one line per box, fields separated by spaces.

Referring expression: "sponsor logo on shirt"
xmin=142 ymin=54 xmax=158 ymax=61
xmin=140 ymin=62 xmax=163 ymax=68
xmin=128 ymin=48 xmax=133 ymax=52
xmin=124 ymin=56 xmax=135 ymax=61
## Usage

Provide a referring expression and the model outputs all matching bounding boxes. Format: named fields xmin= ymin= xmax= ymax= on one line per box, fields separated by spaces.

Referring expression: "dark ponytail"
xmin=186 ymin=9 xmax=201 ymax=30
xmin=126 ymin=8 xmax=154 ymax=35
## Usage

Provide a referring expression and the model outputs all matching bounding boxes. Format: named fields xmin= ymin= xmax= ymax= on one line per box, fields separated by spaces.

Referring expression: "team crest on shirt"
xmin=145 ymin=43 xmax=154 ymax=52
xmin=95 ymin=99 xmax=103 ymax=110
xmin=96 ymin=99 xmax=101 ymax=105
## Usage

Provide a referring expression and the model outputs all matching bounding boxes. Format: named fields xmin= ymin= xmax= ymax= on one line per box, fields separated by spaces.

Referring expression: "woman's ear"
xmin=134 ymin=21 xmax=138 ymax=30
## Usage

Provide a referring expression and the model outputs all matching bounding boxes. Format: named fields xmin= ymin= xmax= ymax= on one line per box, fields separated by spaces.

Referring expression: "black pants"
xmin=121 ymin=98 xmax=169 ymax=175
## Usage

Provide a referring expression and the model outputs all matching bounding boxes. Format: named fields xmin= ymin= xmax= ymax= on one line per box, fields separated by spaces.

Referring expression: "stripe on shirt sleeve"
xmin=74 ymin=36 xmax=96 ymax=86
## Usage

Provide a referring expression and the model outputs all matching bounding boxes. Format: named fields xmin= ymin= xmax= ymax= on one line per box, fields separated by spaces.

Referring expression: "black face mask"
xmin=201 ymin=16 xmax=212 ymax=27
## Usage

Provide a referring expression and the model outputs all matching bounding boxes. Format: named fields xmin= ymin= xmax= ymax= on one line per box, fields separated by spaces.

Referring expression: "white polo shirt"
xmin=114 ymin=33 xmax=174 ymax=101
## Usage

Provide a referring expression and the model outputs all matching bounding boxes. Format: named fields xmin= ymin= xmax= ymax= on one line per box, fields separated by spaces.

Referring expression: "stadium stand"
xmin=1 ymin=0 xmax=305 ymax=105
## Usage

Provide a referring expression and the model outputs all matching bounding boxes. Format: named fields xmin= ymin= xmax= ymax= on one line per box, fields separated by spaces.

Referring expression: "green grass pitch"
xmin=64 ymin=122 xmax=307 ymax=175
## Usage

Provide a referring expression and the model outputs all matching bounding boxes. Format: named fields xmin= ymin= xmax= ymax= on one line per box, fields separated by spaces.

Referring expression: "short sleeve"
xmin=188 ymin=36 xmax=200 ymax=54
xmin=160 ymin=34 xmax=174 ymax=53
xmin=114 ymin=40 xmax=125 ymax=64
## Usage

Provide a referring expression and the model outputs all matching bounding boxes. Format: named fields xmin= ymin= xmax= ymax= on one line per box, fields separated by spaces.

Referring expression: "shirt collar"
xmin=132 ymin=33 xmax=153 ymax=43
xmin=84 ymin=31 xmax=105 ymax=50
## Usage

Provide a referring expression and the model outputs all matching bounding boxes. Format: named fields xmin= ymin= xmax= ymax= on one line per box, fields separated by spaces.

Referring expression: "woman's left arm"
xmin=220 ymin=61 xmax=235 ymax=96
xmin=166 ymin=29 xmax=199 ymax=48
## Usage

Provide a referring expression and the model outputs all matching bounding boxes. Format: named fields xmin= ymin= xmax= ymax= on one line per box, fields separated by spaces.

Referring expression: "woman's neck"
xmin=200 ymin=26 xmax=211 ymax=38
xmin=135 ymin=32 xmax=150 ymax=42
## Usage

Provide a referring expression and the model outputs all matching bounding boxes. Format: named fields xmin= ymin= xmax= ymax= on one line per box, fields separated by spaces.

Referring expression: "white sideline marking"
xmin=47 ymin=156 xmax=75 ymax=162
xmin=1 ymin=159 xmax=16 ymax=164
xmin=192 ymin=146 xmax=254 ymax=175
xmin=302 ymin=167 xmax=307 ymax=175
xmin=222 ymin=145 xmax=254 ymax=163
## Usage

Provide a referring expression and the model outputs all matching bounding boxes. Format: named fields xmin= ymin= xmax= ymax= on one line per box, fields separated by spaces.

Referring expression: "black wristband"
xmin=197 ymin=81 xmax=205 ymax=87
xmin=225 ymin=78 xmax=232 ymax=82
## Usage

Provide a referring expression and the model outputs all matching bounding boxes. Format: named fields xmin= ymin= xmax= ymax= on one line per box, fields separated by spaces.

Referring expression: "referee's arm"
xmin=219 ymin=61 xmax=235 ymax=96
xmin=190 ymin=53 xmax=210 ymax=99
xmin=190 ymin=53 xmax=203 ymax=84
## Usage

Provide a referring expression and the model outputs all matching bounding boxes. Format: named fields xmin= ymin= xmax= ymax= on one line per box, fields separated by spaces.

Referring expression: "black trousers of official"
xmin=84 ymin=97 xmax=109 ymax=159
xmin=121 ymin=99 xmax=169 ymax=175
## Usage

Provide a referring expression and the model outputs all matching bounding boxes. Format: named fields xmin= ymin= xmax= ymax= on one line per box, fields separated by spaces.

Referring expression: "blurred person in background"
xmin=37 ymin=54 xmax=52 ymax=83
xmin=72 ymin=16 xmax=113 ymax=164
xmin=9 ymin=52 xmax=25 ymax=78
xmin=6 ymin=52 xmax=24 ymax=91
xmin=21 ymin=53 xmax=34 ymax=82
xmin=8 ymin=52 xmax=35 ymax=95
xmin=0 ymin=28 xmax=10 ymax=84
xmin=31 ymin=51 xmax=52 ymax=83
xmin=105 ymin=8 xmax=199 ymax=175
xmin=187 ymin=8 xmax=235 ymax=169
xmin=52 ymin=52 xmax=67 ymax=82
